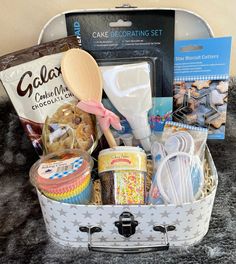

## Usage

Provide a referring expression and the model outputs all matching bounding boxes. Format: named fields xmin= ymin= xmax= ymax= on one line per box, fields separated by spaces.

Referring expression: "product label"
xmin=38 ymin=157 xmax=84 ymax=179
xmin=173 ymin=37 xmax=232 ymax=140
xmin=174 ymin=37 xmax=232 ymax=81
xmin=66 ymin=11 xmax=174 ymax=52
xmin=0 ymin=53 xmax=76 ymax=122
xmin=98 ymin=151 xmax=147 ymax=173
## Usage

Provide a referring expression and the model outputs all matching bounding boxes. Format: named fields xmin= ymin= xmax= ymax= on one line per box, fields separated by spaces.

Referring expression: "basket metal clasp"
xmin=114 ymin=211 xmax=138 ymax=238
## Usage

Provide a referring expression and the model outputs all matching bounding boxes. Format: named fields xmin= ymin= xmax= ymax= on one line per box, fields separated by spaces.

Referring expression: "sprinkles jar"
xmin=30 ymin=149 xmax=93 ymax=204
xmin=98 ymin=147 xmax=147 ymax=205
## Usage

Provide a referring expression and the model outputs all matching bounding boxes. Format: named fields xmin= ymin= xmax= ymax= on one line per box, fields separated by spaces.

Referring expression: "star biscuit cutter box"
xmin=173 ymin=37 xmax=232 ymax=139
xmin=37 ymin=8 xmax=218 ymax=252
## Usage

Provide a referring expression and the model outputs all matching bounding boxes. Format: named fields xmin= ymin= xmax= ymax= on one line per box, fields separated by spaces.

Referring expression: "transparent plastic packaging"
xmin=148 ymin=121 xmax=207 ymax=205
xmin=161 ymin=121 xmax=208 ymax=161
xmin=42 ymin=103 xmax=97 ymax=154
xmin=30 ymin=149 xmax=94 ymax=204
xmin=98 ymin=147 xmax=147 ymax=205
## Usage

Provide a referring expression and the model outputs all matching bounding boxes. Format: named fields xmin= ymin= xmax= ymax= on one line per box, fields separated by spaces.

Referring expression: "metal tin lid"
xmin=99 ymin=146 xmax=145 ymax=155
xmin=98 ymin=146 xmax=147 ymax=173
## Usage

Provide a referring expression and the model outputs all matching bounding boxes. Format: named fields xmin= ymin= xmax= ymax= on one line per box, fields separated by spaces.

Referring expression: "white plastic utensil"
xmin=111 ymin=130 xmax=121 ymax=146
xmin=165 ymin=131 xmax=194 ymax=155
xmin=151 ymin=142 xmax=167 ymax=172
xmin=120 ymin=133 xmax=133 ymax=146
xmin=176 ymin=131 xmax=195 ymax=155
xmin=164 ymin=136 xmax=181 ymax=154
xmin=156 ymin=152 xmax=204 ymax=204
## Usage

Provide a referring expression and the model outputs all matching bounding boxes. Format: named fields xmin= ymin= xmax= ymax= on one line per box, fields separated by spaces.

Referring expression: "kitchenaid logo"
xmin=73 ymin=21 xmax=81 ymax=37
xmin=17 ymin=65 xmax=62 ymax=97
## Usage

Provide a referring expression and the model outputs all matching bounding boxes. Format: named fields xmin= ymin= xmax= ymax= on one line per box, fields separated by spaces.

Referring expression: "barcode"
xmin=56 ymin=164 xmax=74 ymax=173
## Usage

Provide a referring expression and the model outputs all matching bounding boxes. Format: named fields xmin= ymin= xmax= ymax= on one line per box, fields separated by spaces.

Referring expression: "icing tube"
xmin=100 ymin=62 xmax=152 ymax=151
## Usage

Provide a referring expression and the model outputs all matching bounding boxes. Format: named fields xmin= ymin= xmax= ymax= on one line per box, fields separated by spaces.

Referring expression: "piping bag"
xmin=100 ymin=62 xmax=152 ymax=151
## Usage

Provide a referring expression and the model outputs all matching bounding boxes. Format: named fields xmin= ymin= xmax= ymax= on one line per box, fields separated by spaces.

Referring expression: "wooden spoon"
xmin=61 ymin=48 xmax=117 ymax=148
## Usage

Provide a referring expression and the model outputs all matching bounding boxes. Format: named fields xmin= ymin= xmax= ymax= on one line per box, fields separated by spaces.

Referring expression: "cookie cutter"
xmin=204 ymin=94 xmax=221 ymax=129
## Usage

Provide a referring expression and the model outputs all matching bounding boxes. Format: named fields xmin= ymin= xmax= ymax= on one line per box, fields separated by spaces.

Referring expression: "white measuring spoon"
xmin=151 ymin=142 xmax=167 ymax=172
xmin=157 ymin=152 xmax=203 ymax=204
xmin=165 ymin=134 xmax=185 ymax=202
xmin=176 ymin=131 xmax=195 ymax=155
xmin=167 ymin=132 xmax=195 ymax=202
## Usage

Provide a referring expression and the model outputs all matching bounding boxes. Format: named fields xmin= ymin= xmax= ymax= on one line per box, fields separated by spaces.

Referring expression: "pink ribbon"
xmin=77 ymin=100 xmax=122 ymax=131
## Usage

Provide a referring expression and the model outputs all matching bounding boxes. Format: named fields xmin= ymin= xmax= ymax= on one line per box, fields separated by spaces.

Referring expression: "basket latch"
xmin=114 ymin=211 xmax=138 ymax=238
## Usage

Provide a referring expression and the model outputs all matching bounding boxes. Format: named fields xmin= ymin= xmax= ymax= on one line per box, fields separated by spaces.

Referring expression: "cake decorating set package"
xmin=0 ymin=6 xmax=232 ymax=253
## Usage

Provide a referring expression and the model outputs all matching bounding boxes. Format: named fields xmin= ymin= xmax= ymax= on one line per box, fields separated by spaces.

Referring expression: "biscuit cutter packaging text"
xmin=0 ymin=36 xmax=97 ymax=156
xmin=173 ymin=37 xmax=232 ymax=139
xmin=66 ymin=10 xmax=174 ymax=147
